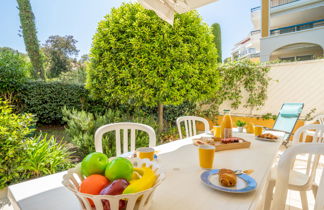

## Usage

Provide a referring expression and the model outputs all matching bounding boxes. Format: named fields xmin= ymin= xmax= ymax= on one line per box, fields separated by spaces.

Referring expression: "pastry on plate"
xmin=218 ymin=169 xmax=237 ymax=187
xmin=221 ymin=137 xmax=240 ymax=144
xmin=258 ymin=133 xmax=278 ymax=139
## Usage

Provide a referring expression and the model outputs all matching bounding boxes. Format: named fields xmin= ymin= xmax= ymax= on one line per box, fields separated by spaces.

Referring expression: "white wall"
xmin=219 ymin=59 xmax=324 ymax=119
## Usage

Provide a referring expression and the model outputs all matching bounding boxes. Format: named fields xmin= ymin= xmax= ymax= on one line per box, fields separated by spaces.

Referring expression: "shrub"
xmin=17 ymin=81 xmax=89 ymax=124
xmin=0 ymin=48 xmax=31 ymax=103
xmin=62 ymin=107 xmax=158 ymax=158
xmin=0 ymin=99 xmax=33 ymax=188
xmin=0 ymin=99 xmax=72 ymax=188
xmin=87 ymin=3 xmax=220 ymax=131
xmin=56 ymin=67 xmax=87 ymax=85
xmin=21 ymin=135 xmax=72 ymax=179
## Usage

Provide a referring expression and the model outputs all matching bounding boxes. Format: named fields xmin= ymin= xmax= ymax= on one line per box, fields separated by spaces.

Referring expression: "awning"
xmin=138 ymin=0 xmax=218 ymax=24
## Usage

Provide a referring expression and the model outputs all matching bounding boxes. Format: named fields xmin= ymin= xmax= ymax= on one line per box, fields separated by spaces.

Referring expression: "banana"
xmin=123 ymin=167 xmax=156 ymax=194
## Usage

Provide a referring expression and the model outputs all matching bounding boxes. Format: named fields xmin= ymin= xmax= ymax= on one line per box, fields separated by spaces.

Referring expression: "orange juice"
xmin=136 ymin=147 xmax=154 ymax=161
xmin=254 ymin=126 xmax=263 ymax=136
xmin=246 ymin=122 xmax=255 ymax=134
xmin=213 ymin=126 xmax=221 ymax=138
xmin=198 ymin=145 xmax=215 ymax=169
xmin=220 ymin=110 xmax=233 ymax=138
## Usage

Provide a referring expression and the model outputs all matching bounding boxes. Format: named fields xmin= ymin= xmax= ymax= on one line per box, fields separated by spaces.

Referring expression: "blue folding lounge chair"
xmin=268 ymin=103 xmax=304 ymax=145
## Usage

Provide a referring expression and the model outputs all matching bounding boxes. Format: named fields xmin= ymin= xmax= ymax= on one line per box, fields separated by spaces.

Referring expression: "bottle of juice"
xmin=221 ymin=110 xmax=233 ymax=138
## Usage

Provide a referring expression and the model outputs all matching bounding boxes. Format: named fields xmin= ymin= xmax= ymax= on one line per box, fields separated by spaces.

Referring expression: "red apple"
xmin=100 ymin=179 xmax=129 ymax=210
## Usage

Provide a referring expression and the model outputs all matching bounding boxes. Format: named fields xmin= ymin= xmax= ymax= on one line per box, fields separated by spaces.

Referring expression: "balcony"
xmin=260 ymin=24 xmax=324 ymax=61
xmin=251 ymin=0 xmax=301 ymax=12
xmin=270 ymin=19 xmax=324 ymax=36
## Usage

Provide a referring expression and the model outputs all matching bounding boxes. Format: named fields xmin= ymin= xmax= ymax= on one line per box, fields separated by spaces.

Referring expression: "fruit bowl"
xmin=62 ymin=157 xmax=164 ymax=210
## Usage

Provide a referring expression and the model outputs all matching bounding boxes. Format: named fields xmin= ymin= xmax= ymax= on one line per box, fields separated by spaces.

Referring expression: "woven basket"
xmin=62 ymin=158 xmax=164 ymax=210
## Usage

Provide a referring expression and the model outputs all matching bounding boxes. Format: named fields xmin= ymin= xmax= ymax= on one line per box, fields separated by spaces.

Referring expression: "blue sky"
xmin=0 ymin=0 xmax=260 ymax=60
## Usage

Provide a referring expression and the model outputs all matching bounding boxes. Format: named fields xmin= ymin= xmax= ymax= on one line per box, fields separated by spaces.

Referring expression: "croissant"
xmin=219 ymin=169 xmax=237 ymax=187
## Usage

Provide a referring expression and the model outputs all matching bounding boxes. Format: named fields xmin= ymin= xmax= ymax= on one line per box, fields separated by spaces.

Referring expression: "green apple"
xmin=81 ymin=152 xmax=109 ymax=177
xmin=105 ymin=157 xmax=133 ymax=181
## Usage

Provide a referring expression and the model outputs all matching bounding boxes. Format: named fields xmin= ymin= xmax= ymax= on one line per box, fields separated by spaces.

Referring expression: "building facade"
xmin=232 ymin=0 xmax=324 ymax=62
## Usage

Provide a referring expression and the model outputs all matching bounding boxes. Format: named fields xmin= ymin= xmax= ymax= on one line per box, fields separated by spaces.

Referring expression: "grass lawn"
xmin=36 ymin=125 xmax=82 ymax=163
xmin=36 ymin=125 xmax=69 ymax=142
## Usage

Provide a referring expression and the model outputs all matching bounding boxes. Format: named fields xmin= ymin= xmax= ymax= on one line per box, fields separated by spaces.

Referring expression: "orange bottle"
xmin=221 ymin=110 xmax=233 ymax=138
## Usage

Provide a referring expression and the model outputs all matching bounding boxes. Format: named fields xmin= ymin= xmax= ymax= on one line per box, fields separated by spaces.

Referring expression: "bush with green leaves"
xmin=0 ymin=99 xmax=33 ymax=188
xmin=62 ymin=107 xmax=158 ymax=158
xmin=17 ymin=81 xmax=89 ymax=124
xmin=87 ymin=3 xmax=220 ymax=131
xmin=0 ymin=48 xmax=31 ymax=103
xmin=0 ymin=99 xmax=72 ymax=188
xmin=21 ymin=135 xmax=72 ymax=179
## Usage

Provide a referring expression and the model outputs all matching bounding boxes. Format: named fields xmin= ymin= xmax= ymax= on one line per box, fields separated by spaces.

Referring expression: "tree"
xmin=211 ymin=23 xmax=222 ymax=62
xmin=43 ymin=35 xmax=79 ymax=78
xmin=87 ymin=3 xmax=221 ymax=132
xmin=0 ymin=48 xmax=31 ymax=103
xmin=17 ymin=0 xmax=45 ymax=79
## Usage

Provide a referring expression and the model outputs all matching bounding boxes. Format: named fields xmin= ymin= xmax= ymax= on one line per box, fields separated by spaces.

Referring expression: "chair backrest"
xmin=271 ymin=143 xmax=324 ymax=210
xmin=292 ymin=124 xmax=324 ymax=181
xmin=176 ymin=116 xmax=210 ymax=139
xmin=308 ymin=115 xmax=324 ymax=125
xmin=94 ymin=122 xmax=156 ymax=156
xmin=293 ymin=124 xmax=324 ymax=144
xmin=273 ymin=103 xmax=304 ymax=139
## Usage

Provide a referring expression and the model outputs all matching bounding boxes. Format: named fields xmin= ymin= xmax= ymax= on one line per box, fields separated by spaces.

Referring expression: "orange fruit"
xmin=79 ymin=174 xmax=110 ymax=206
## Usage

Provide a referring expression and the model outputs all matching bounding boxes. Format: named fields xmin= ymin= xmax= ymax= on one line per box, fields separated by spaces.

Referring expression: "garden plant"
xmin=87 ymin=3 xmax=221 ymax=132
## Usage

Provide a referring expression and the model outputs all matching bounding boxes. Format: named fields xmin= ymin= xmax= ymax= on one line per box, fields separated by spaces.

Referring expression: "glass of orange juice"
xmin=254 ymin=125 xmax=263 ymax=136
xmin=136 ymin=147 xmax=155 ymax=161
xmin=213 ymin=126 xmax=221 ymax=138
xmin=198 ymin=145 xmax=215 ymax=169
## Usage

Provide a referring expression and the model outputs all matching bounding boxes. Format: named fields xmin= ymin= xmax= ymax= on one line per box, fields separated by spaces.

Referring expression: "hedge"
xmin=17 ymin=81 xmax=90 ymax=124
xmin=15 ymin=80 xmax=196 ymax=125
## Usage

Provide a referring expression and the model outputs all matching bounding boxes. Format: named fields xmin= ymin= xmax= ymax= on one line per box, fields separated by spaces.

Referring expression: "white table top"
xmin=150 ymin=131 xmax=284 ymax=210
xmin=8 ymin=130 xmax=284 ymax=210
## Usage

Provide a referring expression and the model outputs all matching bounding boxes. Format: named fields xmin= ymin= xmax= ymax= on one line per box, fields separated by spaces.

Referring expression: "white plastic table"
xmin=8 ymin=131 xmax=284 ymax=210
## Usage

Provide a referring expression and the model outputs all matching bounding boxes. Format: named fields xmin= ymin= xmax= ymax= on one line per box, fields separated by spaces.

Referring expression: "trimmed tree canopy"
xmin=87 ymin=3 xmax=220 ymax=109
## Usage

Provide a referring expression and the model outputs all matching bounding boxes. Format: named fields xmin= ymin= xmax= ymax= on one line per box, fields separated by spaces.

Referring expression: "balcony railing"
xmin=251 ymin=0 xmax=301 ymax=12
xmin=250 ymin=30 xmax=261 ymax=36
xmin=270 ymin=19 xmax=324 ymax=36
xmin=271 ymin=0 xmax=300 ymax=7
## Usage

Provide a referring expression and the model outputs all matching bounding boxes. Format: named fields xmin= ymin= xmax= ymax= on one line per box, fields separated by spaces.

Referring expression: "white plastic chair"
xmin=176 ymin=116 xmax=210 ymax=139
xmin=305 ymin=115 xmax=324 ymax=137
xmin=270 ymin=143 xmax=324 ymax=210
xmin=265 ymin=124 xmax=324 ymax=210
xmin=94 ymin=122 xmax=156 ymax=156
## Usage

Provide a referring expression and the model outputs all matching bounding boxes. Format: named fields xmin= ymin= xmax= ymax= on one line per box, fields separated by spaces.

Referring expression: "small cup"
xmin=213 ymin=126 xmax=221 ymax=138
xmin=198 ymin=145 xmax=215 ymax=169
xmin=254 ymin=125 xmax=263 ymax=136
xmin=136 ymin=147 xmax=155 ymax=161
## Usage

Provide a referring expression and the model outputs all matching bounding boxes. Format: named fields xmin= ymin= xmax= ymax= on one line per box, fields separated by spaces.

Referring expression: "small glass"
xmin=198 ymin=145 xmax=215 ymax=169
xmin=213 ymin=126 xmax=221 ymax=138
xmin=136 ymin=147 xmax=154 ymax=161
xmin=254 ymin=125 xmax=263 ymax=136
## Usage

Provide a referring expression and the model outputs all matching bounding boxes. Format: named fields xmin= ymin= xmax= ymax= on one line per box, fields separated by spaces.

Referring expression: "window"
xmin=296 ymin=55 xmax=313 ymax=61
xmin=280 ymin=57 xmax=295 ymax=62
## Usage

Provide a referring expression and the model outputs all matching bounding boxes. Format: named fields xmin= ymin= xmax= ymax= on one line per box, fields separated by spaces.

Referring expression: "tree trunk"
xmin=17 ymin=0 xmax=45 ymax=80
xmin=158 ymin=103 xmax=164 ymax=133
